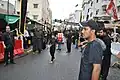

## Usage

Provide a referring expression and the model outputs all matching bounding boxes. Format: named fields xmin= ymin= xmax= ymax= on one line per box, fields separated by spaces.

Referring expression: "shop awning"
xmin=0 ymin=14 xmax=19 ymax=24
xmin=5 ymin=15 xmax=19 ymax=24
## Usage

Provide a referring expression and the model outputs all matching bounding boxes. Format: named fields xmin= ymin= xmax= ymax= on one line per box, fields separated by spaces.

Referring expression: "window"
xmin=17 ymin=12 xmax=20 ymax=15
xmin=102 ymin=5 xmax=107 ymax=11
xmin=118 ymin=6 xmax=120 ymax=12
xmin=1 ymin=4 xmax=4 ymax=6
xmin=88 ymin=9 xmax=90 ymax=13
xmin=96 ymin=9 xmax=99 ymax=15
xmin=33 ymin=15 xmax=38 ymax=20
xmin=90 ymin=13 xmax=93 ymax=17
xmin=91 ymin=2 xmax=93 ymax=6
xmin=33 ymin=4 xmax=38 ymax=8
xmin=83 ymin=7 xmax=85 ymax=10
xmin=96 ymin=0 xmax=99 ymax=3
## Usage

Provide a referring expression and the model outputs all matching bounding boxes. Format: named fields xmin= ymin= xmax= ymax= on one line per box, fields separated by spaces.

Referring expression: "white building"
xmin=15 ymin=0 xmax=52 ymax=25
xmin=82 ymin=0 xmax=120 ymax=21
xmin=0 ymin=0 xmax=15 ymax=15
xmin=68 ymin=10 xmax=82 ymax=23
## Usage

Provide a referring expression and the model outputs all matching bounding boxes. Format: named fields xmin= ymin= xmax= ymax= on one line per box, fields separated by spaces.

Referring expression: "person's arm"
xmin=89 ymin=42 xmax=103 ymax=80
xmin=2 ymin=41 xmax=6 ymax=48
xmin=2 ymin=33 xmax=6 ymax=48
xmin=91 ymin=64 xmax=101 ymax=80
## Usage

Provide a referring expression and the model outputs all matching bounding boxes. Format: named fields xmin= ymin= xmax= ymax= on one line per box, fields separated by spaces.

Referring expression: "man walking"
xmin=78 ymin=20 xmax=103 ymax=80
xmin=49 ymin=35 xmax=56 ymax=63
xmin=3 ymin=25 xmax=15 ymax=66
xmin=66 ymin=30 xmax=72 ymax=53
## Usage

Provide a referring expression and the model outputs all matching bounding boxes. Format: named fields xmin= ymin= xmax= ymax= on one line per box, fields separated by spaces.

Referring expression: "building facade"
xmin=82 ymin=0 xmax=120 ymax=21
xmin=0 ymin=0 xmax=15 ymax=15
xmin=15 ymin=0 xmax=52 ymax=25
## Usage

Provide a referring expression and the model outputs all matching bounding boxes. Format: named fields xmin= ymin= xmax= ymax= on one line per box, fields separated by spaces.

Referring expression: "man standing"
xmin=97 ymin=28 xmax=111 ymax=80
xmin=3 ymin=25 xmax=15 ymax=66
xmin=66 ymin=30 xmax=72 ymax=53
xmin=75 ymin=30 xmax=79 ymax=49
xmin=32 ymin=27 xmax=43 ymax=54
xmin=78 ymin=20 xmax=103 ymax=80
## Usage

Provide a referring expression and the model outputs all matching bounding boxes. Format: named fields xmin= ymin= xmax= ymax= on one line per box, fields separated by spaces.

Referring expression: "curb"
xmin=0 ymin=48 xmax=33 ymax=63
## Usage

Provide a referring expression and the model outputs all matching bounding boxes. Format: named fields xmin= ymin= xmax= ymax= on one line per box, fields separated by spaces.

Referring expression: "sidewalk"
xmin=0 ymin=46 xmax=33 ymax=63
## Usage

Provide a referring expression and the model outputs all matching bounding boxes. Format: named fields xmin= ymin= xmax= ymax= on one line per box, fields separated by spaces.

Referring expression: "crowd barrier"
xmin=0 ymin=40 xmax=24 ymax=61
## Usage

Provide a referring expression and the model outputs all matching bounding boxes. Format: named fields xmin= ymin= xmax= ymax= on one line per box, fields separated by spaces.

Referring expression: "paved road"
xmin=0 ymin=44 xmax=120 ymax=80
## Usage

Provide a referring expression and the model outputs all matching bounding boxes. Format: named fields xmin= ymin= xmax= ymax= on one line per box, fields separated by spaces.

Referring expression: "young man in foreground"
xmin=78 ymin=20 xmax=103 ymax=80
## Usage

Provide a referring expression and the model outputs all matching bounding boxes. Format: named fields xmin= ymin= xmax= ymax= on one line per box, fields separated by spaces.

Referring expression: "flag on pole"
xmin=19 ymin=0 xmax=28 ymax=34
xmin=106 ymin=0 xmax=118 ymax=20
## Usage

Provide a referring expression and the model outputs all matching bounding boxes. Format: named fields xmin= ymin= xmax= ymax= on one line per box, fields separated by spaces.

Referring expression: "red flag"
xmin=106 ymin=0 xmax=118 ymax=20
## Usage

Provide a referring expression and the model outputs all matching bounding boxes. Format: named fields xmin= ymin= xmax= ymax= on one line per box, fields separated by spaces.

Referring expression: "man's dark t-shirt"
xmin=100 ymin=35 xmax=111 ymax=55
xmin=78 ymin=40 xmax=103 ymax=80
xmin=3 ymin=32 xmax=14 ymax=47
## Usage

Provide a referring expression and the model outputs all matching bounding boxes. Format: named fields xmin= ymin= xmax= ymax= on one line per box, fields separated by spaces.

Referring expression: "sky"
xmin=4 ymin=0 xmax=83 ymax=20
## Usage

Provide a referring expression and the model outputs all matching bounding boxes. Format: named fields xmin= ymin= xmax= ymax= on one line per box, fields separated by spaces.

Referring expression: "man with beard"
xmin=78 ymin=20 xmax=103 ymax=80
xmin=3 ymin=26 xmax=16 ymax=66
xmin=97 ymin=28 xmax=111 ymax=80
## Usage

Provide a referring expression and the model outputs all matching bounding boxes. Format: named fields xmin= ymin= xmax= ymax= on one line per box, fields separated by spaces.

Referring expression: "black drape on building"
xmin=19 ymin=0 xmax=27 ymax=34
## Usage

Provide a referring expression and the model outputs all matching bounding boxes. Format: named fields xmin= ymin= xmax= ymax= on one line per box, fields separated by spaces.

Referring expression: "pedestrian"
xmin=57 ymin=32 xmax=63 ymax=50
xmin=32 ymin=28 xmax=43 ymax=54
xmin=75 ymin=30 xmax=79 ymax=49
xmin=66 ymin=30 xmax=72 ymax=53
xmin=2 ymin=25 xmax=16 ymax=66
xmin=78 ymin=20 xmax=103 ymax=80
xmin=49 ymin=35 xmax=56 ymax=63
xmin=23 ymin=29 xmax=30 ymax=49
xmin=97 ymin=28 xmax=111 ymax=80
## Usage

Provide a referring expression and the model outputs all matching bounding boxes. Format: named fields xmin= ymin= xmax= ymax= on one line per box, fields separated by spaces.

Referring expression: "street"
xmin=0 ymin=44 xmax=120 ymax=80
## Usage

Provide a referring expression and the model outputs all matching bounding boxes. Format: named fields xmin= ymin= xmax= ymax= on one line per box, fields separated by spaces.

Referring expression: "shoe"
xmin=32 ymin=52 xmax=36 ymax=54
xmin=49 ymin=61 xmax=53 ymax=64
xmin=4 ymin=63 xmax=8 ymax=67
xmin=53 ymin=58 xmax=55 ymax=61
xmin=66 ymin=51 xmax=70 ymax=53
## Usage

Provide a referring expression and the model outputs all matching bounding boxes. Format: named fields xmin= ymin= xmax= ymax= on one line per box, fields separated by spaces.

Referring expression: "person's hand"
xmin=4 ymin=45 xmax=6 ymax=49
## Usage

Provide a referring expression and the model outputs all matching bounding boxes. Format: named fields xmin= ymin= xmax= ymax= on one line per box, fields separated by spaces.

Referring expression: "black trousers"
xmin=50 ymin=45 xmax=55 ymax=61
xmin=67 ymin=41 xmax=71 ymax=52
xmin=101 ymin=54 xmax=111 ymax=80
xmin=4 ymin=45 xmax=14 ymax=64
xmin=33 ymin=38 xmax=42 ymax=53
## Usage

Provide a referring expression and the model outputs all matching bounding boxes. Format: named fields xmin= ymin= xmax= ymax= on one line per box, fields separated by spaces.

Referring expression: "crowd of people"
xmin=1 ymin=19 xmax=120 ymax=80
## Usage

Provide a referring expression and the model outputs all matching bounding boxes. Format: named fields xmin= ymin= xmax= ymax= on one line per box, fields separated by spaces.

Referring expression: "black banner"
xmin=19 ymin=0 xmax=27 ymax=34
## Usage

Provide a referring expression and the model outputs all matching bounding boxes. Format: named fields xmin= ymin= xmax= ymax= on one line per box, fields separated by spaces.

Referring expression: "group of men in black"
xmin=0 ymin=19 xmax=113 ymax=80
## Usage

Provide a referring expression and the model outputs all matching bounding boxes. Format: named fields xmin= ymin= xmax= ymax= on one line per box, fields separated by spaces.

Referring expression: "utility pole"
xmin=7 ymin=0 xmax=9 ymax=25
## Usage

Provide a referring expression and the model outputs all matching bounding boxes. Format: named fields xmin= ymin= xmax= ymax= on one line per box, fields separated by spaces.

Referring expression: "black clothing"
xmin=3 ymin=32 xmax=14 ymax=47
xmin=49 ymin=37 xmax=56 ymax=61
xmin=100 ymin=35 xmax=111 ymax=80
xmin=0 ymin=32 xmax=3 ymax=41
xmin=32 ymin=29 xmax=43 ymax=53
xmin=3 ymin=32 xmax=15 ymax=64
xmin=78 ymin=40 xmax=103 ymax=80
xmin=66 ymin=33 xmax=72 ymax=52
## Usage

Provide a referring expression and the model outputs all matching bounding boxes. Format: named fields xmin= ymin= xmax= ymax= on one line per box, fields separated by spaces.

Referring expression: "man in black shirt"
xmin=3 ymin=26 xmax=15 ymax=66
xmin=78 ymin=20 xmax=103 ymax=80
xmin=97 ymin=29 xmax=111 ymax=80
xmin=66 ymin=30 xmax=72 ymax=53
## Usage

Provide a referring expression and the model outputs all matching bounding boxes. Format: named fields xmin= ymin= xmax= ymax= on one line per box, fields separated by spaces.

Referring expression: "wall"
xmin=0 ymin=0 xmax=15 ymax=15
